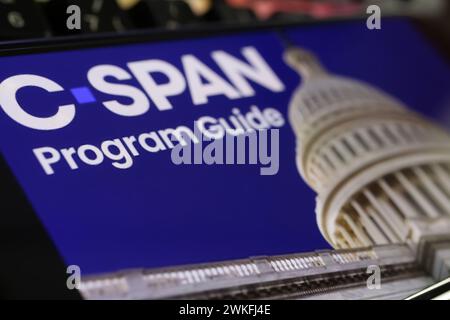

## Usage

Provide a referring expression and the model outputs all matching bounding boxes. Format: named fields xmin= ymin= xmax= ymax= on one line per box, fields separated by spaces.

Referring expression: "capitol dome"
xmin=285 ymin=47 xmax=450 ymax=249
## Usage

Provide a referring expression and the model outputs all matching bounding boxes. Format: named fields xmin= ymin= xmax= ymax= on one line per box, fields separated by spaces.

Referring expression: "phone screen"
xmin=0 ymin=18 xmax=448 ymax=276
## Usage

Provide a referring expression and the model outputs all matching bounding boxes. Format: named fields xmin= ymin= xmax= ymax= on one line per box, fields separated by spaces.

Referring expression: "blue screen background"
xmin=0 ymin=18 xmax=449 ymax=275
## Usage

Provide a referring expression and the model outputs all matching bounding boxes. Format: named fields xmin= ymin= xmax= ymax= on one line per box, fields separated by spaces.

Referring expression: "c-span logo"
xmin=0 ymin=46 xmax=285 ymax=130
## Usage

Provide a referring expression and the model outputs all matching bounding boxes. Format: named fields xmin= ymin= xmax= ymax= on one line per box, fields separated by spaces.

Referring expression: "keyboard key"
xmin=128 ymin=0 xmax=199 ymax=29
xmin=0 ymin=0 xmax=49 ymax=40
xmin=202 ymin=0 xmax=256 ymax=23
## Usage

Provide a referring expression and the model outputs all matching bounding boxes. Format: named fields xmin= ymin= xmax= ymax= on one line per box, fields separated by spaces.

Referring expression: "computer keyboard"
xmin=4 ymin=0 xmax=446 ymax=44
xmin=0 ymin=0 xmax=260 ymax=41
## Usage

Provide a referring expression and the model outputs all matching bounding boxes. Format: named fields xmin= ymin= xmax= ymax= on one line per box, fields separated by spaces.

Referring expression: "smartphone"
xmin=0 ymin=17 xmax=449 ymax=299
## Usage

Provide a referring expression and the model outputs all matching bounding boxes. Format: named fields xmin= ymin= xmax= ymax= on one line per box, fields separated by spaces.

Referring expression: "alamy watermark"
xmin=170 ymin=126 xmax=280 ymax=176
xmin=366 ymin=264 xmax=381 ymax=290
xmin=66 ymin=265 xmax=81 ymax=290
xmin=66 ymin=5 xmax=81 ymax=30
xmin=366 ymin=5 xmax=381 ymax=30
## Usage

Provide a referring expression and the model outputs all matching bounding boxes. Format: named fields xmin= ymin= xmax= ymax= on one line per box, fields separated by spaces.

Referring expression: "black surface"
xmin=0 ymin=0 xmax=48 ymax=40
xmin=0 ymin=156 xmax=81 ymax=299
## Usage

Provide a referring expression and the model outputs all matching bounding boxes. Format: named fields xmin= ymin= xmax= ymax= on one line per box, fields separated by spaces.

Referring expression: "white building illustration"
xmin=285 ymin=47 xmax=450 ymax=250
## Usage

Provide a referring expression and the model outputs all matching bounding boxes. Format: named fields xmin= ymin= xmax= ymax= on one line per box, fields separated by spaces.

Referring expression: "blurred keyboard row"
xmin=0 ymin=0 xmax=445 ymax=41
xmin=0 ymin=0 xmax=260 ymax=40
